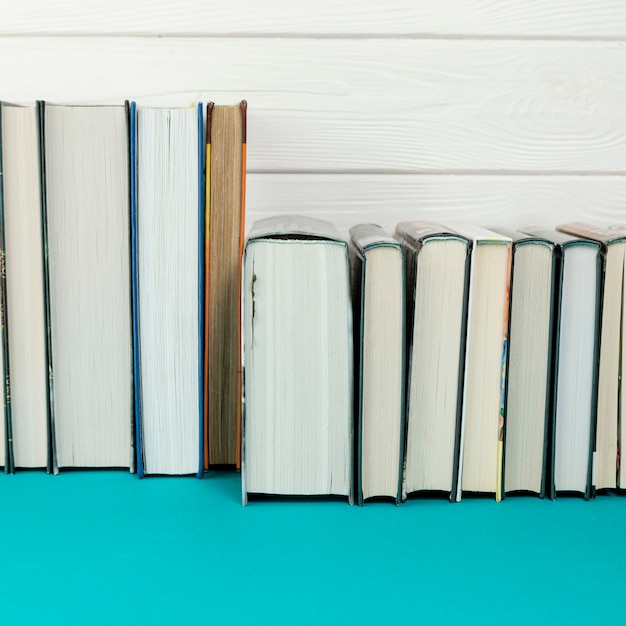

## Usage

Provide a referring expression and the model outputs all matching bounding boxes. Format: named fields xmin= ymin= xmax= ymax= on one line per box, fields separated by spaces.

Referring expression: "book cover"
xmin=349 ymin=223 xmax=405 ymax=505
xmin=395 ymin=221 xmax=470 ymax=500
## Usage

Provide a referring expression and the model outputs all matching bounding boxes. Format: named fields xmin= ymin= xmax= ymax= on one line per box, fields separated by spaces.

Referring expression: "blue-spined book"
xmin=131 ymin=102 xmax=204 ymax=478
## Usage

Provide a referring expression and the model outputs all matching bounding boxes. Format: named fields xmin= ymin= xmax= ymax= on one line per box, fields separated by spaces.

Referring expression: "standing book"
xmin=242 ymin=216 xmax=353 ymax=504
xmin=131 ymin=103 xmax=204 ymax=477
xmin=557 ymin=223 xmax=624 ymax=492
xmin=42 ymin=103 xmax=133 ymax=471
xmin=525 ymin=229 xmax=602 ymax=498
xmin=448 ymin=225 xmax=512 ymax=502
xmin=205 ymin=101 xmax=247 ymax=468
xmin=349 ymin=224 xmax=405 ymax=504
xmin=491 ymin=229 xmax=557 ymax=497
xmin=0 ymin=103 xmax=49 ymax=471
xmin=395 ymin=221 xmax=470 ymax=500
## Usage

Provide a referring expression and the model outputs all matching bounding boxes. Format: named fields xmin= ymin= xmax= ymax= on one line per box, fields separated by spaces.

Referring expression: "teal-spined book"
xmin=349 ymin=224 xmax=405 ymax=505
xmin=242 ymin=215 xmax=353 ymax=504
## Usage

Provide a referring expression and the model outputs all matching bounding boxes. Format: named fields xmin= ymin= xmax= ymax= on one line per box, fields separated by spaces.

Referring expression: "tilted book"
xmin=491 ymin=228 xmax=558 ymax=497
xmin=447 ymin=225 xmax=512 ymax=502
xmin=242 ymin=215 xmax=353 ymax=504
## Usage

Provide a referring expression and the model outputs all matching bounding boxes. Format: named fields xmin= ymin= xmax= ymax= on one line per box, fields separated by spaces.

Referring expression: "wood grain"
xmin=1 ymin=38 xmax=625 ymax=173
xmin=2 ymin=0 xmax=626 ymax=38
xmin=245 ymin=173 xmax=626 ymax=235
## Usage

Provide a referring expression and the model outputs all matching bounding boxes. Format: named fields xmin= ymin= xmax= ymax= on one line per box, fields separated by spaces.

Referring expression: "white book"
xmin=43 ymin=103 xmax=133 ymax=470
xmin=242 ymin=215 xmax=353 ymax=504
xmin=132 ymin=104 xmax=203 ymax=477
xmin=1 ymin=103 xmax=49 ymax=469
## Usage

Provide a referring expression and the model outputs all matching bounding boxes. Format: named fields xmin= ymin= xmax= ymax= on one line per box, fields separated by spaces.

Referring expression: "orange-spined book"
xmin=205 ymin=101 xmax=247 ymax=468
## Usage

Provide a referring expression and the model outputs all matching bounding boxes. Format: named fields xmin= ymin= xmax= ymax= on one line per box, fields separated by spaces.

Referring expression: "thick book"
xmin=448 ymin=225 xmax=512 ymax=502
xmin=349 ymin=224 xmax=405 ymax=504
xmin=242 ymin=215 xmax=353 ymax=504
xmin=205 ymin=101 xmax=247 ymax=468
xmin=0 ymin=103 xmax=50 ymax=471
xmin=490 ymin=229 xmax=557 ymax=497
xmin=395 ymin=221 xmax=470 ymax=500
xmin=131 ymin=103 xmax=204 ymax=477
xmin=557 ymin=222 xmax=625 ymax=492
xmin=41 ymin=102 xmax=133 ymax=471
xmin=526 ymin=229 xmax=602 ymax=499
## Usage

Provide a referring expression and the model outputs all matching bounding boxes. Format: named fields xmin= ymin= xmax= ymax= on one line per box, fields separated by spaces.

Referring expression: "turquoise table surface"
xmin=2 ymin=470 xmax=624 ymax=625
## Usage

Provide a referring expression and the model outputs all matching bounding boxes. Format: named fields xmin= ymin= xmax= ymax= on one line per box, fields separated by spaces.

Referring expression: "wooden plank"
xmin=1 ymin=38 xmax=626 ymax=172
xmin=2 ymin=0 xmax=626 ymax=38
xmin=245 ymin=173 xmax=626 ymax=235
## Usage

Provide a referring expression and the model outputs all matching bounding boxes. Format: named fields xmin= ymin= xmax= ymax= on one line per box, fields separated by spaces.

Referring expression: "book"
xmin=448 ymin=225 xmax=512 ymax=502
xmin=205 ymin=101 xmax=247 ymax=468
xmin=349 ymin=224 xmax=405 ymax=504
xmin=131 ymin=103 xmax=204 ymax=477
xmin=41 ymin=103 xmax=133 ymax=471
xmin=525 ymin=229 xmax=602 ymax=498
xmin=242 ymin=215 xmax=353 ymax=504
xmin=0 ymin=105 xmax=13 ymax=472
xmin=557 ymin=222 xmax=625 ymax=491
xmin=395 ymin=221 xmax=470 ymax=499
xmin=0 ymin=103 xmax=49 ymax=470
xmin=490 ymin=229 xmax=557 ymax=497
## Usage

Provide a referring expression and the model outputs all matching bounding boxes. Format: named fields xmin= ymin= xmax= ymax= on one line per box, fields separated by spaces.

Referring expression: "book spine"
xmin=129 ymin=102 xmax=144 ymax=479
xmin=125 ymin=101 xmax=136 ymax=475
xmin=197 ymin=102 xmax=205 ymax=479
xmin=0 ymin=105 xmax=14 ymax=474
xmin=37 ymin=102 xmax=56 ymax=474
xmin=495 ymin=243 xmax=513 ymax=502
xmin=451 ymin=242 xmax=471 ymax=500
xmin=236 ymin=100 xmax=247 ymax=470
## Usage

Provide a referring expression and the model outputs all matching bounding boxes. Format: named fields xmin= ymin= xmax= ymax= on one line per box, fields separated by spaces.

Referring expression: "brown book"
xmin=205 ymin=101 xmax=247 ymax=468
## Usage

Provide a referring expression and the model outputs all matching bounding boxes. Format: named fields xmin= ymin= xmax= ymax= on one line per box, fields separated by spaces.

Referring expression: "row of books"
xmin=241 ymin=217 xmax=624 ymax=504
xmin=0 ymin=101 xmax=246 ymax=476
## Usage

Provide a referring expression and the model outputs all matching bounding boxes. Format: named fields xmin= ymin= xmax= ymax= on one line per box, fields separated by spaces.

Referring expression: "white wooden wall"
xmin=2 ymin=0 xmax=626 ymax=235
